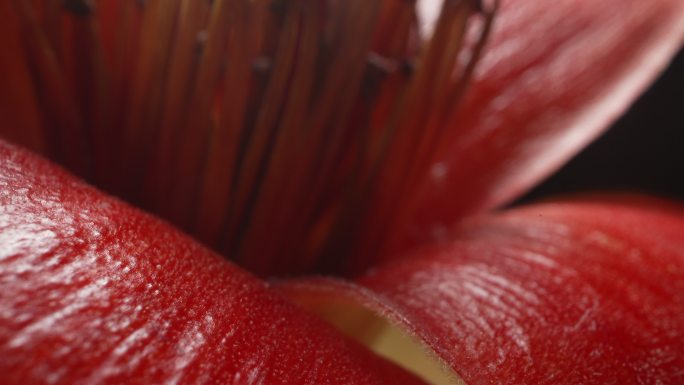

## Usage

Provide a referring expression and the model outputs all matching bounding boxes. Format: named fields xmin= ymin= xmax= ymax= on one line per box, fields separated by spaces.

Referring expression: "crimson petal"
xmin=284 ymin=197 xmax=684 ymax=384
xmin=0 ymin=140 xmax=427 ymax=385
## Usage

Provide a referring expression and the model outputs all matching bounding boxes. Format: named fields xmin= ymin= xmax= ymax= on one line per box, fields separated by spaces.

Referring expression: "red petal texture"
xmin=0 ymin=140 xmax=427 ymax=385
xmin=284 ymin=197 xmax=684 ymax=384
xmin=388 ymin=0 xmax=684 ymax=256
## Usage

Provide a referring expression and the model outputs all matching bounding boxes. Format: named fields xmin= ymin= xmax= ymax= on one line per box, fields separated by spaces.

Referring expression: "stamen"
xmin=9 ymin=0 xmax=86 ymax=174
xmin=66 ymin=1 xmax=109 ymax=181
xmin=43 ymin=0 xmax=64 ymax=63
xmin=227 ymin=3 xmax=303 ymax=261
xmin=347 ymin=0 xmax=499 ymax=272
xmin=252 ymin=57 xmax=273 ymax=72
xmin=0 ymin=0 xmax=46 ymax=152
xmin=142 ymin=0 xmax=210 ymax=209
xmin=269 ymin=0 xmax=288 ymax=15
xmin=234 ymin=1 xmax=324 ymax=268
xmin=6 ymin=0 xmax=496 ymax=277
xmin=120 ymin=0 xmax=181 ymax=202
xmin=100 ymin=0 xmax=143 ymax=192
xmin=166 ymin=0 xmax=236 ymax=229
xmin=195 ymin=0 xmax=257 ymax=246
xmin=470 ymin=0 xmax=485 ymax=13
xmin=367 ymin=52 xmax=401 ymax=75
xmin=62 ymin=0 xmax=94 ymax=17
xmin=380 ymin=0 xmax=500 ymax=259
xmin=401 ymin=59 xmax=417 ymax=76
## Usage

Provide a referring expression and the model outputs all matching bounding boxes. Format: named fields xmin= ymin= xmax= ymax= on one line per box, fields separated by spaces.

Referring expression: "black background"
xmin=520 ymin=48 xmax=684 ymax=204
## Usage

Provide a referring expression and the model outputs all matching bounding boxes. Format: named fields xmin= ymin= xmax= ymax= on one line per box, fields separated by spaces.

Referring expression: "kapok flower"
xmin=1 ymin=0 xmax=684 ymax=384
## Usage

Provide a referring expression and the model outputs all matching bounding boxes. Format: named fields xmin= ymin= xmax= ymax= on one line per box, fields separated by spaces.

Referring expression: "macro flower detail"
xmin=283 ymin=196 xmax=684 ymax=384
xmin=0 ymin=141 xmax=428 ymax=385
xmin=1 ymin=0 xmax=684 ymax=384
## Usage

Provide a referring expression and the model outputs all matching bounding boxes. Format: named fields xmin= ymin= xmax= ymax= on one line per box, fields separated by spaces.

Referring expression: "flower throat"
xmin=5 ymin=0 xmax=495 ymax=276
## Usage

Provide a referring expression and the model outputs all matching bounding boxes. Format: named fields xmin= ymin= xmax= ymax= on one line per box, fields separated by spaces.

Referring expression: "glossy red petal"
xmin=283 ymin=198 xmax=684 ymax=384
xmin=387 ymin=0 xmax=684 ymax=256
xmin=0 ymin=140 xmax=427 ymax=385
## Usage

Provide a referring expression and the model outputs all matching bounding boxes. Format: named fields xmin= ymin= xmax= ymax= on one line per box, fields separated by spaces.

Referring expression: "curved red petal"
xmin=388 ymin=0 xmax=684 ymax=256
xmin=0 ymin=140 xmax=427 ymax=385
xmin=284 ymin=197 xmax=684 ymax=384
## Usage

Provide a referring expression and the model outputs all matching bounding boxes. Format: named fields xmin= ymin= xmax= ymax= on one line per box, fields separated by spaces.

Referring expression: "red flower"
xmin=1 ymin=0 xmax=684 ymax=384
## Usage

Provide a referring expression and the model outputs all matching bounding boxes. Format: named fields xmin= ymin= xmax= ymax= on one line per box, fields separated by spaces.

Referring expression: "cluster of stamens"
xmin=6 ymin=0 xmax=496 ymax=276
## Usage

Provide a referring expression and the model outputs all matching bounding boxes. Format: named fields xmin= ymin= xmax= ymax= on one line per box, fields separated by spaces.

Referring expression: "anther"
xmin=195 ymin=30 xmax=209 ymax=58
xmin=62 ymin=0 xmax=94 ymax=17
xmin=270 ymin=0 xmax=288 ymax=14
xmin=252 ymin=57 xmax=272 ymax=72
xmin=401 ymin=59 xmax=416 ymax=77
xmin=367 ymin=52 xmax=400 ymax=75
xmin=469 ymin=0 xmax=485 ymax=13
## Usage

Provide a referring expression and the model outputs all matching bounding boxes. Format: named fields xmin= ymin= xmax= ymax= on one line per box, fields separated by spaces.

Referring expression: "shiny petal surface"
xmin=285 ymin=197 xmax=684 ymax=384
xmin=389 ymin=0 xmax=684 ymax=256
xmin=0 ymin=140 xmax=427 ymax=385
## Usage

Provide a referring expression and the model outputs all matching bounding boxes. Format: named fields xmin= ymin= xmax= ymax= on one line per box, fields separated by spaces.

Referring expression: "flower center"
xmin=7 ymin=0 xmax=495 ymax=276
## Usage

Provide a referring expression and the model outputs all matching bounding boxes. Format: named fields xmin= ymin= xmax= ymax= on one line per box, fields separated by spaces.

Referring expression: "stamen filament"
xmin=5 ymin=0 xmax=494 ymax=277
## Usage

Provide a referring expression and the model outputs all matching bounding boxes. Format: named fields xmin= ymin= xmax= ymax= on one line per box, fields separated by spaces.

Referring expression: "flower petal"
xmin=0 ymin=140 xmax=427 ymax=385
xmin=283 ymin=197 xmax=684 ymax=384
xmin=388 ymin=0 xmax=684 ymax=256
